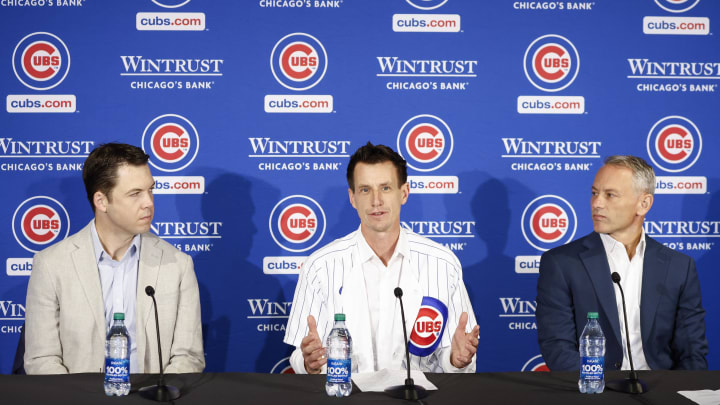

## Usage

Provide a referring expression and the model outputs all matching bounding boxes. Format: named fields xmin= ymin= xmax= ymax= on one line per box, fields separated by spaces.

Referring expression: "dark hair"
xmin=82 ymin=143 xmax=150 ymax=212
xmin=346 ymin=142 xmax=407 ymax=191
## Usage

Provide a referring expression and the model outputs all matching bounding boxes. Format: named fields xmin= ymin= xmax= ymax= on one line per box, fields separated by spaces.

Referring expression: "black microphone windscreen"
xmin=394 ymin=287 xmax=403 ymax=298
xmin=145 ymin=286 xmax=155 ymax=296
xmin=611 ymin=272 xmax=621 ymax=284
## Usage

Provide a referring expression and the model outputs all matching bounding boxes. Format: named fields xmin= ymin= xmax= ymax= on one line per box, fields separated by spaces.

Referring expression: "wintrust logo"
xmin=501 ymin=138 xmax=601 ymax=172
xmin=248 ymin=137 xmax=350 ymax=172
xmin=120 ymin=55 xmax=223 ymax=90
xmin=248 ymin=299 xmax=293 ymax=333
xmin=378 ymin=56 xmax=477 ymax=92
xmin=644 ymin=220 xmax=718 ymax=253
xmin=0 ymin=300 xmax=25 ymax=334
xmin=0 ymin=138 xmax=93 ymax=173
xmin=499 ymin=297 xmax=536 ymax=331
xmin=628 ymin=59 xmax=719 ymax=93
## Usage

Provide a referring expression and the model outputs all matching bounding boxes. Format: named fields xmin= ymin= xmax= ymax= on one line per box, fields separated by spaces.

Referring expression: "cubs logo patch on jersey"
xmin=408 ymin=296 xmax=448 ymax=357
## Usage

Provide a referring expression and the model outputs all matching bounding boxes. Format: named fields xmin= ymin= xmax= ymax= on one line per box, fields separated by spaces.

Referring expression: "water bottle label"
xmin=105 ymin=358 xmax=130 ymax=383
xmin=326 ymin=358 xmax=351 ymax=383
xmin=580 ymin=356 xmax=604 ymax=381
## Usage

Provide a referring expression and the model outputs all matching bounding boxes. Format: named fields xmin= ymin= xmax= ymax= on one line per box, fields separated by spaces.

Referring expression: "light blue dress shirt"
xmin=91 ymin=221 xmax=140 ymax=373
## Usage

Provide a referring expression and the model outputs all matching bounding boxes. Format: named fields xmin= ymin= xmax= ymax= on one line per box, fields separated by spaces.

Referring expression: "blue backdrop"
xmin=1 ymin=0 xmax=718 ymax=374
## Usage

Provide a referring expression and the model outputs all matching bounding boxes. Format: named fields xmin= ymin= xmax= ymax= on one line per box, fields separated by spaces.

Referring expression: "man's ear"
xmin=348 ymin=187 xmax=356 ymax=209
xmin=94 ymin=191 xmax=108 ymax=213
xmin=638 ymin=193 xmax=653 ymax=216
xmin=400 ymin=182 xmax=409 ymax=205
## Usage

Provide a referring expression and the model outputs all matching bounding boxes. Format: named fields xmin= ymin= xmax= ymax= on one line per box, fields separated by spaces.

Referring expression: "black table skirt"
xmin=1 ymin=370 xmax=718 ymax=404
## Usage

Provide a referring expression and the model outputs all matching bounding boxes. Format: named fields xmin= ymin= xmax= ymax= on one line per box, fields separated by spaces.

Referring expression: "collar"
xmin=91 ymin=220 xmax=141 ymax=264
xmin=599 ymin=227 xmax=646 ymax=259
xmin=355 ymin=225 xmax=411 ymax=265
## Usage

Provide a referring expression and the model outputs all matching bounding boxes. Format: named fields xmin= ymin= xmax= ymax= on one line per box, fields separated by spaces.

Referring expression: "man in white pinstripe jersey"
xmin=284 ymin=142 xmax=479 ymax=374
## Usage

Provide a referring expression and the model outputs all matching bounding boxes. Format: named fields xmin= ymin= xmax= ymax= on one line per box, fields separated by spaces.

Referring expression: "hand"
xmin=450 ymin=312 xmax=479 ymax=369
xmin=301 ymin=315 xmax=326 ymax=374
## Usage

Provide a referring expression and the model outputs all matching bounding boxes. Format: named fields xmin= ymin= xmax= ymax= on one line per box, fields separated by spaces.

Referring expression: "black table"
xmin=1 ymin=370 xmax=718 ymax=404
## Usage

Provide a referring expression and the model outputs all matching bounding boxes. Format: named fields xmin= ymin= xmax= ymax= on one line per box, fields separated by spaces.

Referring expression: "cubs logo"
xmin=521 ymin=354 xmax=550 ymax=372
xmin=408 ymin=296 xmax=448 ymax=357
xmin=521 ymin=195 xmax=577 ymax=252
xmin=12 ymin=32 xmax=71 ymax=91
xmin=405 ymin=0 xmax=448 ymax=10
xmin=269 ymin=195 xmax=326 ymax=252
xmin=523 ymin=35 xmax=579 ymax=92
xmin=152 ymin=0 xmax=191 ymax=8
xmin=270 ymin=357 xmax=296 ymax=374
xmin=141 ymin=114 xmax=200 ymax=172
xmin=646 ymin=116 xmax=702 ymax=173
xmin=654 ymin=0 xmax=701 ymax=13
xmin=270 ymin=33 xmax=328 ymax=91
xmin=12 ymin=196 xmax=70 ymax=253
xmin=397 ymin=114 xmax=454 ymax=172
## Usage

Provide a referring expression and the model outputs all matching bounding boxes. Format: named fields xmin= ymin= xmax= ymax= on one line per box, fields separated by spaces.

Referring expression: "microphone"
xmin=605 ymin=272 xmax=648 ymax=394
xmin=385 ymin=287 xmax=428 ymax=401
xmin=138 ymin=286 xmax=181 ymax=402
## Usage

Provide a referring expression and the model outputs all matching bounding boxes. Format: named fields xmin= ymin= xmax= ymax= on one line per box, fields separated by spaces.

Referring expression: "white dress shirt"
xmin=357 ymin=228 xmax=405 ymax=371
xmin=91 ymin=222 xmax=140 ymax=373
xmin=284 ymin=227 xmax=477 ymax=374
xmin=600 ymin=230 xmax=650 ymax=370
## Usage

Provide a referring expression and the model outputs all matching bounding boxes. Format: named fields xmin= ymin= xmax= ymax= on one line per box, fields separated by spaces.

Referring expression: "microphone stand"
xmin=606 ymin=273 xmax=647 ymax=394
xmin=139 ymin=286 xmax=181 ymax=401
xmin=385 ymin=287 xmax=428 ymax=400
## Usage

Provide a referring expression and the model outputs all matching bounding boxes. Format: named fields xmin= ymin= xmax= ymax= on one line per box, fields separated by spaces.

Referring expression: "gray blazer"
xmin=24 ymin=221 xmax=205 ymax=374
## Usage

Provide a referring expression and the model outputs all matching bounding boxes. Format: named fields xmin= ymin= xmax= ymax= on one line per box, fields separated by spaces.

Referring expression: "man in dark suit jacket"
xmin=536 ymin=155 xmax=708 ymax=371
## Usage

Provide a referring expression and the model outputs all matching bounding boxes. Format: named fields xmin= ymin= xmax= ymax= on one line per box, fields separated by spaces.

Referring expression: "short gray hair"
xmin=604 ymin=155 xmax=655 ymax=195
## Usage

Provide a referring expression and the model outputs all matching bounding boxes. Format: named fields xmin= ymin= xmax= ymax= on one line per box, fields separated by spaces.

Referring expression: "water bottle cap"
xmin=334 ymin=313 xmax=345 ymax=321
xmin=113 ymin=312 xmax=125 ymax=320
xmin=587 ymin=312 xmax=598 ymax=319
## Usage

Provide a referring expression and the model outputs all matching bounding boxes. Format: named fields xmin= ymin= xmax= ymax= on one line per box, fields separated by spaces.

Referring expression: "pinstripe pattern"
xmin=284 ymin=228 xmax=477 ymax=373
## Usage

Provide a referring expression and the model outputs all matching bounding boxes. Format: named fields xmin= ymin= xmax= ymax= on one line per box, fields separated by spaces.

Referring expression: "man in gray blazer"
xmin=24 ymin=143 xmax=205 ymax=374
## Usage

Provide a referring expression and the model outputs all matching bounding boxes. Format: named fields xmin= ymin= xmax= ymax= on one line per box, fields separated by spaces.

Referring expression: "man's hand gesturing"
xmin=450 ymin=312 xmax=479 ymax=369
xmin=301 ymin=315 xmax=326 ymax=374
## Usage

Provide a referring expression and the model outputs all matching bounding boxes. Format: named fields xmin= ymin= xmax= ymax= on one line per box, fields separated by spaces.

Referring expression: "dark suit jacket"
xmin=536 ymin=232 xmax=708 ymax=371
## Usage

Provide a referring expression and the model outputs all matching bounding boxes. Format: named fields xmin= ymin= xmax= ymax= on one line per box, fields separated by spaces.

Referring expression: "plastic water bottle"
xmin=104 ymin=312 xmax=131 ymax=396
xmin=579 ymin=312 xmax=605 ymax=394
xmin=325 ymin=313 xmax=352 ymax=397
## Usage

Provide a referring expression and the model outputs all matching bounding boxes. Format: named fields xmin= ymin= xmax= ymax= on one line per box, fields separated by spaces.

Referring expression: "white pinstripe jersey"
xmin=284 ymin=227 xmax=478 ymax=373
